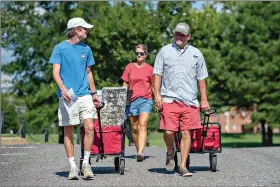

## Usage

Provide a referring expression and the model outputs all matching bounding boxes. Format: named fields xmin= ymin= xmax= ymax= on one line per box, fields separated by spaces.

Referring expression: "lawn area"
xmin=147 ymin=132 xmax=280 ymax=148
xmin=2 ymin=132 xmax=280 ymax=148
xmin=1 ymin=133 xmax=77 ymax=145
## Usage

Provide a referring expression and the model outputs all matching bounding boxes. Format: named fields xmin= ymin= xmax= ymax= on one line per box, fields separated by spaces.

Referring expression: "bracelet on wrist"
xmin=90 ymin=91 xmax=97 ymax=96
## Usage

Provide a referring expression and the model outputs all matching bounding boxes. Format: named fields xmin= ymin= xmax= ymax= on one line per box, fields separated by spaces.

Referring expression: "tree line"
xmin=1 ymin=1 xmax=279 ymax=133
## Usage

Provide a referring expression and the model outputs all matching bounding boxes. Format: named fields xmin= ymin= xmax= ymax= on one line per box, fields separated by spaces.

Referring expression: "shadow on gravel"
xmin=55 ymin=167 xmax=121 ymax=177
xmin=189 ymin=166 xmax=211 ymax=173
xmin=55 ymin=171 xmax=69 ymax=178
xmin=93 ymin=166 xmax=122 ymax=174
xmin=148 ymin=166 xmax=214 ymax=174
xmin=125 ymin=155 xmax=155 ymax=160
xmin=148 ymin=168 xmax=176 ymax=174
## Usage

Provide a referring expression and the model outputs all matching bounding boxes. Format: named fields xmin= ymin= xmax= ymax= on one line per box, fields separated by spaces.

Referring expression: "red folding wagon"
xmin=174 ymin=108 xmax=222 ymax=172
xmin=79 ymin=87 xmax=132 ymax=175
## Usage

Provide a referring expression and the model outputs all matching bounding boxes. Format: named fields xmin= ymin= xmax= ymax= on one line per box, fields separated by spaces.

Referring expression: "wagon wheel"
xmin=119 ymin=159 xmax=125 ymax=175
xmin=174 ymin=152 xmax=178 ymax=170
xmin=114 ymin=156 xmax=120 ymax=171
xmin=209 ymin=154 xmax=212 ymax=170
xmin=209 ymin=153 xmax=217 ymax=172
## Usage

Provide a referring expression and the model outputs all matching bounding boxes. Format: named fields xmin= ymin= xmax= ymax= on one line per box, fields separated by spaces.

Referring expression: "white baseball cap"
xmin=67 ymin=17 xmax=94 ymax=29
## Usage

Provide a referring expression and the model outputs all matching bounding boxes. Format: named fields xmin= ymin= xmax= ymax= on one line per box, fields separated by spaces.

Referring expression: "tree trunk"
xmin=260 ymin=120 xmax=273 ymax=146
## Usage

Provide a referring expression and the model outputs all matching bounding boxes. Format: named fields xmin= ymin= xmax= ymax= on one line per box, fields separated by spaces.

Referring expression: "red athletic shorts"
xmin=160 ymin=101 xmax=202 ymax=131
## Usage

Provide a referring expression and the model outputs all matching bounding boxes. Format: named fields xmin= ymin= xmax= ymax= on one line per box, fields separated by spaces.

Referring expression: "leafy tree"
xmin=187 ymin=5 xmax=224 ymax=107
xmin=1 ymin=1 xmax=164 ymax=132
xmin=1 ymin=3 xmax=16 ymax=48
xmin=2 ymin=2 xmax=75 ymax=132
xmin=1 ymin=94 xmax=20 ymax=133
xmin=2 ymin=1 xmax=279 ymax=134
xmin=212 ymin=2 xmax=280 ymax=127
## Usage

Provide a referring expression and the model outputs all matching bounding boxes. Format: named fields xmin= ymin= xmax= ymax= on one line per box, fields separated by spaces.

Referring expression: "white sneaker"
xmin=68 ymin=167 xmax=79 ymax=180
xmin=81 ymin=164 xmax=94 ymax=179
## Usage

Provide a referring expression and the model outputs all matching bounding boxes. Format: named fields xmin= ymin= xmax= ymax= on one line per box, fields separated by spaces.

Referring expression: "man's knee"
xmin=165 ymin=130 xmax=174 ymax=136
xmin=84 ymin=122 xmax=94 ymax=135
xmin=64 ymin=126 xmax=74 ymax=135
xmin=181 ymin=130 xmax=191 ymax=139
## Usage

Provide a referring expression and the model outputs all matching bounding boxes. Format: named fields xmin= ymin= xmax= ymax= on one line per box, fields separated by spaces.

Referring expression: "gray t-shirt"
xmin=153 ymin=43 xmax=208 ymax=107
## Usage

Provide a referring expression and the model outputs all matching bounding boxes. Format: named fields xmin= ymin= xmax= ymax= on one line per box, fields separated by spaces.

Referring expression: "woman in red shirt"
xmin=121 ymin=44 xmax=154 ymax=162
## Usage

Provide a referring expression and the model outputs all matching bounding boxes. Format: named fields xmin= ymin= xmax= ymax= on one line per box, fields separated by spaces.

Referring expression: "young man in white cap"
xmin=49 ymin=17 xmax=100 ymax=180
xmin=153 ymin=22 xmax=210 ymax=177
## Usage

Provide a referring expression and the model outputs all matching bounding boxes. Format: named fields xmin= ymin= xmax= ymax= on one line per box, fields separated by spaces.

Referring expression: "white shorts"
xmin=58 ymin=95 xmax=97 ymax=126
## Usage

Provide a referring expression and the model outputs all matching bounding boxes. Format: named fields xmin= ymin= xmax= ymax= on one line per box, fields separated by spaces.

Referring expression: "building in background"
xmin=210 ymin=107 xmax=254 ymax=133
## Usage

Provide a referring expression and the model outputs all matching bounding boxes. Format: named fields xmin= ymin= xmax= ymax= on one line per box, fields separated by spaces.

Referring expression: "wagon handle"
xmin=200 ymin=107 xmax=216 ymax=115
xmin=200 ymin=107 xmax=216 ymax=151
xmin=96 ymin=102 xmax=105 ymax=110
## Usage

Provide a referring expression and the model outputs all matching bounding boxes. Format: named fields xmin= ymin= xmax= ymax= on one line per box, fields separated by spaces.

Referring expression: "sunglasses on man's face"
xmin=135 ymin=52 xmax=146 ymax=56
xmin=175 ymin=32 xmax=188 ymax=37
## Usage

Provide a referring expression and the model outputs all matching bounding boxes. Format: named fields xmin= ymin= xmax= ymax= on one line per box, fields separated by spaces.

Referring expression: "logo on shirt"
xmin=81 ymin=54 xmax=87 ymax=60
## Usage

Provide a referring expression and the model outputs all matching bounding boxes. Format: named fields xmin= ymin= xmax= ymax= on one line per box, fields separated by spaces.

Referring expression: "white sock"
xmin=83 ymin=151 xmax=91 ymax=166
xmin=68 ymin=157 xmax=76 ymax=169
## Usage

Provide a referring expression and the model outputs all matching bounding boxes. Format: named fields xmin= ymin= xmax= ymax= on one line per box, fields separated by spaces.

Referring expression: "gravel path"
xmin=0 ymin=144 xmax=279 ymax=186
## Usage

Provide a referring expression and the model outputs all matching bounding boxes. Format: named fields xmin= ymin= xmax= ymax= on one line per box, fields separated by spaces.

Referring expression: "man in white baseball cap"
xmin=66 ymin=17 xmax=94 ymax=40
xmin=67 ymin=17 xmax=94 ymax=29
xmin=49 ymin=17 xmax=100 ymax=180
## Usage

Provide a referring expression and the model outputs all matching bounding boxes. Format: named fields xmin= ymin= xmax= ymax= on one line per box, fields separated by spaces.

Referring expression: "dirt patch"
xmin=1 ymin=137 xmax=29 ymax=145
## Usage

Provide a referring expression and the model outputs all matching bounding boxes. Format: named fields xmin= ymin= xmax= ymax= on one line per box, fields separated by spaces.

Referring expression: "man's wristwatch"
xmin=90 ymin=91 xmax=97 ymax=96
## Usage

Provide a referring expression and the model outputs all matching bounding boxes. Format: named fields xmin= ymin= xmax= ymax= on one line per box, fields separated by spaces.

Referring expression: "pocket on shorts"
xmin=58 ymin=97 xmax=79 ymax=126
xmin=59 ymin=98 xmax=68 ymax=112
xmin=79 ymin=95 xmax=97 ymax=120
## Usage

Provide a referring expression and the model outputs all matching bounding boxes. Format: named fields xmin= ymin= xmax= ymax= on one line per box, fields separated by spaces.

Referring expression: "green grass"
xmin=2 ymin=132 xmax=280 ymax=148
xmin=1 ymin=133 xmax=77 ymax=144
xmin=146 ymin=132 xmax=280 ymax=148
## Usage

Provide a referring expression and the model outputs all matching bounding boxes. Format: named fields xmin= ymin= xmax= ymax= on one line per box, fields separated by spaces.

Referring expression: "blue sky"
xmin=1 ymin=49 xmax=14 ymax=64
xmin=192 ymin=1 xmax=205 ymax=10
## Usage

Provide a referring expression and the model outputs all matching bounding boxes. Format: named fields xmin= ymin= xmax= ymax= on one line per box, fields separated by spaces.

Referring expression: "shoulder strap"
xmin=129 ymin=63 xmax=134 ymax=79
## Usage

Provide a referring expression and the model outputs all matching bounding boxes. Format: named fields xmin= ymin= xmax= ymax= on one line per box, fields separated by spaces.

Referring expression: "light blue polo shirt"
xmin=49 ymin=40 xmax=95 ymax=97
xmin=153 ymin=42 xmax=208 ymax=107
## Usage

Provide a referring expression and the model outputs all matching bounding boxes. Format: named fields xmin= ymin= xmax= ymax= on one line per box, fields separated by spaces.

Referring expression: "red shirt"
xmin=121 ymin=63 xmax=153 ymax=101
